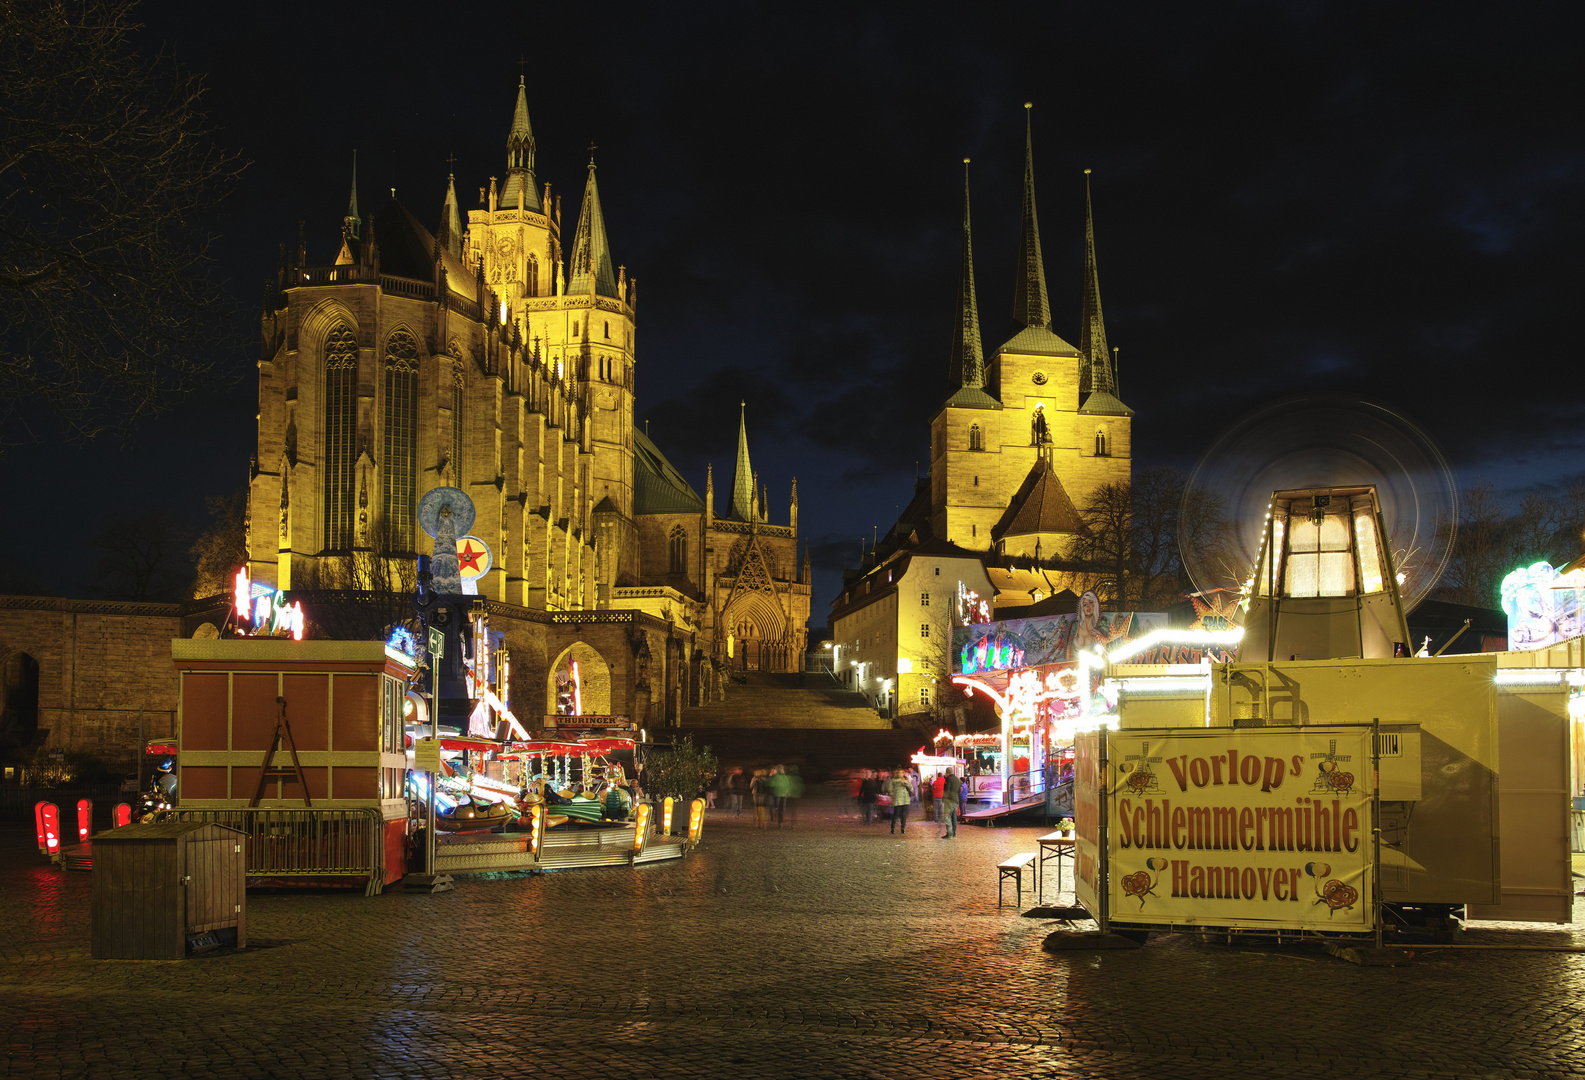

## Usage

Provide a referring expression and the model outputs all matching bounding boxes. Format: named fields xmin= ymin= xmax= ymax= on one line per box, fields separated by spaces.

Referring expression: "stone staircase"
xmin=681 ymin=671 xmax=890 ymax=730
xmin=669 ymin=727 xmax=928 ymax=783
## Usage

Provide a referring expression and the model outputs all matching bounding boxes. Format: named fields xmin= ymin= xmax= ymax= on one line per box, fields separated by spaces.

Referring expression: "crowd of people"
xmin=712 ymin=765 xmax=805 ymax=828
xmin=848 ymin=766 xmax=965 ymax=838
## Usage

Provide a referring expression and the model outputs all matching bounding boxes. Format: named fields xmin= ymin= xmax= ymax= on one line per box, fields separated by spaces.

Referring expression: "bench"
xmin=997 ymin=852 xmax=1037 ymax=909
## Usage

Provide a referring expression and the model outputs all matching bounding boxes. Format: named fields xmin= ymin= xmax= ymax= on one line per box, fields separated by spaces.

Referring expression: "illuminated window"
xmin=451 ymin=361 xmax=465 ymax=482
xmin=322 ymin=323 xmax=358 ymax=549
xmin=1354 ymin=508 xmax=1385 ymax=594
xmin=382 ymin=330 xmax=420 ymax=549
xmin=669 ymin=525 xmax=687 ymax=574
xmin=1285 ymin=510 xmax=1354 ymax=598
xmin=969 ymin=424 xmax=982 ymax=451
xmin=920 ymin=623 xmax=930 ymax=639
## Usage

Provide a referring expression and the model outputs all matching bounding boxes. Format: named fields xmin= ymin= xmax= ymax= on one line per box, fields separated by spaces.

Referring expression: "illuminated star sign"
xmin=457 ymin=540 xmax=485 ymax=574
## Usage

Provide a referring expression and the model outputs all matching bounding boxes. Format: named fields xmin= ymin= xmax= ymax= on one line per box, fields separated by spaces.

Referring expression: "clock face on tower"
xmin=1031 ymin=371 xmax=1048 ymax=385
xmin=496 ymin=233 xmax=517 ymax=261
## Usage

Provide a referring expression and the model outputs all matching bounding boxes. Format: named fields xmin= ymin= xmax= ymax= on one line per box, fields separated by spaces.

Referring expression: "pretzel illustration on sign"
xmin=1121 ymin=857 xmax=1171 ymax=909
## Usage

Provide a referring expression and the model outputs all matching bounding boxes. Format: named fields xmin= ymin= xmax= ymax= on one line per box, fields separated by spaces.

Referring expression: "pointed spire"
xmin=1079 ymin=169 xmax=1115 ymax=396
xmin=499 ymin=77 xmax=541 ymax=211
xmin=949 ymin=159 xmax=984 ymax=389
xmin=343 ymin=150 xmax=361 ymax=240
xmin=729 ymin=401 xmax=755 ymax=522
xmin=438 ymin=169 xmax=462 ymax=260
xmin=1011 ymin=104 xmax=1050 ymax=332
xmin=567 ymin=160 xmax=618 ymax=298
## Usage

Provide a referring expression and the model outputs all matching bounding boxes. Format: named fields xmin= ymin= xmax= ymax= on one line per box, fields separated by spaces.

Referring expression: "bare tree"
xmin=188 ymin=486 xmax=248 ymax=598
xmin=296 ymin=518 xmax=421 ymax=640
xmin=1435 ymin=482 xmax=1585 ymax=608
xmin=0 ymin=0 xmax=243 ymax=452
xmin=91 ymin=509 xmax=191 ymax=601
xmin=1066 ymin=481 xmax=1134 ymax=606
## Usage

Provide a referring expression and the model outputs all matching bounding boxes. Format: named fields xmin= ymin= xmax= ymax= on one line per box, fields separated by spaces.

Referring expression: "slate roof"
xmin=992 ymin=458 xmax=1085 ymax=540
xmin=633 ymin=427 xmax=704 ymax=515
xmin=996 ymin=323 xmax=1081 ymax=356
xmin=1078 ymin=390 xmax=1134 ymax=416
xmin=364 ymin=201 xmax=476 ymax=302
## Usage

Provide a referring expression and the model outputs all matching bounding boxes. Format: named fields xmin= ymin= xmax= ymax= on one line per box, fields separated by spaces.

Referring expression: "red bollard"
xmin=113 ymin=803 xmax=132 ymax=828
xmin=40 ymin=803 xmax=61 ymax=857
xmin=76 ymin=799 xmax=92 ymax=843
xmin=34 ymin=800 xmax=48 ymax=853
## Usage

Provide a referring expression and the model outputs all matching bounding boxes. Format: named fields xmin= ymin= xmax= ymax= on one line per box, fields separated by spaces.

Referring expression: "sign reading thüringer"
xmin=1106 ymin=727 xmax=1374 ymax=931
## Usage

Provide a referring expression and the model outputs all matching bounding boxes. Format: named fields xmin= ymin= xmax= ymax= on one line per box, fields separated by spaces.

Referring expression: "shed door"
xmin=184 ymin=838 xmax=240 ymax=934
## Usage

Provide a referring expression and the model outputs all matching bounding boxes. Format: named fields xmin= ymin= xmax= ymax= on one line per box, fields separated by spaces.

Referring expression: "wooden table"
xmin=1035 ymin=831 xmax=1075 ymax=903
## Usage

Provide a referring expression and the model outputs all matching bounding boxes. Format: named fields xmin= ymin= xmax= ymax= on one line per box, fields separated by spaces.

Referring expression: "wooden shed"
xmin=91 ymin=821 xmax=246 ymax=960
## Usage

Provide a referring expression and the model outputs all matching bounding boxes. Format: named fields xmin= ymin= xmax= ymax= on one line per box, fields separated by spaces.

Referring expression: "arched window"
xmin=451 ymin=361 xmax=465 ymax=481
xmin=1095 ymin=427 xmax=1109 ymax=457
xmin=526 ymin=254 xmax=538 ymax=297
xmin=603 ymin=321 xmax=610 ymax=339
xmin=382 ymin=330 xmax=420 ymax=548
xmin=323 ymin=323 xmax=358 ymax=549
xmin=669 ymin=525 xmax=687 ymax=574
xmin=969 ymin=423 xmax=982 ymax=451
xmin=571 ymin=320 xmax=579 ymax=337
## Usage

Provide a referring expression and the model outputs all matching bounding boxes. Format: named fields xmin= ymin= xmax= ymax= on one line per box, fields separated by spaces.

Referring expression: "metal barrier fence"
xmin=0 ymin=784 xmax=124 ymax=822
xmin=169 ymin=807 xmax=387 ymax=896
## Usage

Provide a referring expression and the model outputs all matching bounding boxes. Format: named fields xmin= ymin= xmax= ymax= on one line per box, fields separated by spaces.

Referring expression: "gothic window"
xmin=526 ymin=254 xmax=538 ymax=297
xmin=969 ymin=423 xmax=982 ymax=451
xmin=451 ymin=362 xmax=465 ymax=481
xmin=1095 ymin=427 xmax=1109 ymax=457
xmin=322 ymin=323 xmax=358 ymax=549
xmin=382 ymin=330 xmax=420 ymax=549
xmin=669 ymin=525 xmax=687 ymax=574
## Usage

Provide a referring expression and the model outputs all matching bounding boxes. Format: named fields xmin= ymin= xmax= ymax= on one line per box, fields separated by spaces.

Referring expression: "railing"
xmin=378 ymin=274 xmax=436 ymax=300
xmin=170 ymin=807 xmax=387 ymax=896
xmin=0 ymin=783 xmax=124 ymax=822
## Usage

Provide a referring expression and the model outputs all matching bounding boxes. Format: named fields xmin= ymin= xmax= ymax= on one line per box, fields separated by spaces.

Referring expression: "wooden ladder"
xmin=250 ymin=696 xmax=313 ymax=807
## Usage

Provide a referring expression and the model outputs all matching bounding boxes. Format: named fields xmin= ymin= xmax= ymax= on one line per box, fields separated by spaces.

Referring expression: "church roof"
xmin=1078 ymin=390 xmax=1134 ymax=416
xmin=940 ymin=386 xmax=1002 ymax=410
xmin=992 ymin=457 xmax=1085 ymax=540
xmin=499 ymin=78 xmax=541 ymax=212
xmin=365 ymin=200 xmax=476 ymax=303
xmin=724 ymin=403 xmax=758 ymax=522
xmin=633 ymin=427 xmax=704 ymax=515
xmin=996 ymin=323 xmax=1080 ymax=356
xmin=947 ymin=161 xmax=985 ymax=392
xmin=1010 ymin=103 xmax=1052 ymax=336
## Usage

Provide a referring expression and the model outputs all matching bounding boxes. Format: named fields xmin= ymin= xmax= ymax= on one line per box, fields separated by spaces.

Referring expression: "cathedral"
xmin=246 ymin=79 xmax=809 ymax=724
xmin=830 ymin=104 xmax=1134 ymax=718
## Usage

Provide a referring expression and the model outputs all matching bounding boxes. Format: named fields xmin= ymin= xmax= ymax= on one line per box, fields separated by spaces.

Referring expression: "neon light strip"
xmin=1111 ymin=676 xmax=1211 ymax=694
xmin=480 ymin=688 xmax=530 ymax=740
xmin=571 ymin=660 xmax=583 ymax=716
xmin=1106 ymin=628 xmax=1244 ymax=665
xmin=1494 ymin=669 xmax=1567 ymax=686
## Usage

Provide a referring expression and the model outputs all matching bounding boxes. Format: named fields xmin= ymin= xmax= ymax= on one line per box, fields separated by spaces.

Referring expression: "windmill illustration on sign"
xmin=1309 ymin=738 xmax=1356 ymax=796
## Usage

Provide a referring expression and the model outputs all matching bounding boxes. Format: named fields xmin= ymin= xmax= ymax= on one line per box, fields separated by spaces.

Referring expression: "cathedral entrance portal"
xmin=546 ymin=642 xmax=612 ymax=721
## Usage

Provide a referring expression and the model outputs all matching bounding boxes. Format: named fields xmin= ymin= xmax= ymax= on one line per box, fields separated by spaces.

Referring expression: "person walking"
xmin=704 ymin=772 xmax=717 ymax=811
xmin=786 ymin=765 xmax=804 ymax=826
xmin=888 ymin=767 xmax=913 ymax=834
xmin=768 ymin=765 xmax=791 ymax=828
xmin=750 ymin=769 xmax=770 ymax=829
xmin=858 ymin=769 xmax=878 ymax=825
xmin=726 ymin=768 xmax=743 ymax=815
xmin=940 ymin=767 xmax=960 ymax=838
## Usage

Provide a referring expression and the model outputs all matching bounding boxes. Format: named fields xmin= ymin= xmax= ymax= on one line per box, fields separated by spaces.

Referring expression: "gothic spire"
xmin=567 ymin=159 xmax=618 ymax=298
xmin=438 ymin=170 xmax=462 ymax=259
xmin=343 ymin=150 xmax=361 ymax=240
xmin=729 ymin=401 xmax=756 ymax=522
xmin=1079 ymin=169 xmax=1115 ymax=396
xmin=1011 ymin=103 xmax=1050 ymax=332
xmin=948 ymin=159 xmax=984 ymax=390
xmin=499 ymin=76 xmax=541 ymax=211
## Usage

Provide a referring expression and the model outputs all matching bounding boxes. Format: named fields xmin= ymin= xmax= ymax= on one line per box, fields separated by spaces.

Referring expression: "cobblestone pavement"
xmin=4 ymin=791 xmax=1584 ymax=1080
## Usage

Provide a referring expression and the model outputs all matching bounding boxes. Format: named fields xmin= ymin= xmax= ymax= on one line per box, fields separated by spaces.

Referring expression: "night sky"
xmin=5 ymin=1 xmax=1583 ymax=622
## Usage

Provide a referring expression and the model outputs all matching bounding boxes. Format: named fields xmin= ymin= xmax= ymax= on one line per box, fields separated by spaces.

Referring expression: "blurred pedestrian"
xmin=786 ymin=765 xmax=804 ymax=825
xmin=930 ymin=770 xmax=944 ymax=822
xmin=704 ymin=771 xmax=717 ymax=811
xmin=768 ymin=764 xmax=791 ymax=827
xmin=888 ymin=767 xmax=912 ymax=834
xmin=859 ymin=769 xmax=878 ymax=825
xmin=940 ymin=767 xmax=960 ymax=838
xmin=726 ymin=768 xmax=743 ymax=815
xmin=750 ymin=769 xmax=770 ymax=829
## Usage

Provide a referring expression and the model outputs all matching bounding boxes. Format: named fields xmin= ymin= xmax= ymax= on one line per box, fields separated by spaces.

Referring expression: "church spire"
xmin=1011 ymin=103 xmax=1050 ymax=332
xmin=438 ymin=168 xmax=462 ymax=259
xmin=948 ymin=159 xmax=984 ymax=390
xmin=567 ymin=158 xmax=618 ymax=298
xmin=499 ymin=76 xmax=541 ymax=211
xmin=1079 ymin=169 xmax=1115 ymax=396
xmin=343 ymin=150 xmax=361 ymax=240
xmin=729 ymin=401 xmax=756 ymax=522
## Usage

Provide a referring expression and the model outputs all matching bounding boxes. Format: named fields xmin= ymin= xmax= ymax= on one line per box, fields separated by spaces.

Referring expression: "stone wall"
xmin=0 ymin=596 xmax=227 ymax=774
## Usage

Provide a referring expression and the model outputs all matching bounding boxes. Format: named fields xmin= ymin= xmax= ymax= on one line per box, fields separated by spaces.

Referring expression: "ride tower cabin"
xmin=1240 ymin=486 xmax=1412 ymax=663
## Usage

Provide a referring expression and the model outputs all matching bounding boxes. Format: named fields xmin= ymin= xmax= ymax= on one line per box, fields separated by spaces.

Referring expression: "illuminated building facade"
xmin=246 ymin=79 xmax=809 ymax=725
